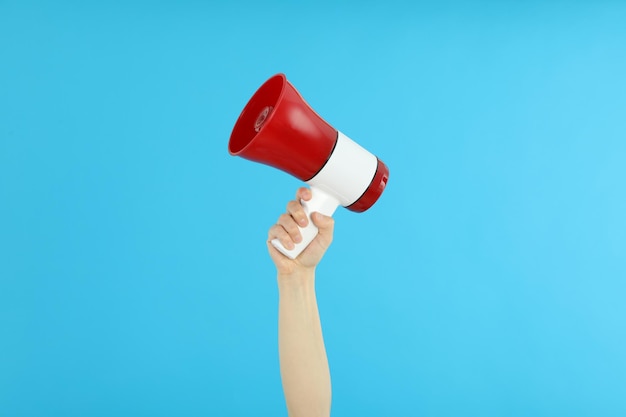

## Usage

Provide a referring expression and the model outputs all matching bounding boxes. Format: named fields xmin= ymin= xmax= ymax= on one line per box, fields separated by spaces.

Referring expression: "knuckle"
xmin=286 ymin=221 xmax=300 ymax=235
xmin=287 ymin=200 xmax=301 ymax=212
xmin=268 ymin=223 xmax=283 ymax=238
xmin=281 ymin=236 xmax=294 ymax=249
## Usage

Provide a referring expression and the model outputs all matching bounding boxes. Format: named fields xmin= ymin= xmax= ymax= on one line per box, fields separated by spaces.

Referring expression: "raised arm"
xmin=267 ymin=187 xmax=334 ymax=417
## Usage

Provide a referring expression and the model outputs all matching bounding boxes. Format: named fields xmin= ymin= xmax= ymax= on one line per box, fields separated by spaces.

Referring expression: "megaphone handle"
xmin=270 ymin=186 xmax=340 ymax=260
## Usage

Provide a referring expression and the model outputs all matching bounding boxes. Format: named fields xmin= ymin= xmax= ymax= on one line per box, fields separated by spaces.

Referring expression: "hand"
xmin=267 ymin=187 xmax=335 ymax=276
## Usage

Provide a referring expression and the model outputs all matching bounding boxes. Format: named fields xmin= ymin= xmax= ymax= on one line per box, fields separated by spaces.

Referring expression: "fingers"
xmin=286 ymin=200 xmax=308 ymax=228
xmin=268 ymin=221 xmax=297 ymax=251
xmin=296 ymin=187 xmax=312 ymax=202
xmin=311 ymin=212 xmax=334 ymax=246
xmin=267 ymin=187 xmax=336 ymax=253
xmin=268 ymin=190 xmax=310 ymax=250
xmin=311 ymin=211 xmax=334 ymax=230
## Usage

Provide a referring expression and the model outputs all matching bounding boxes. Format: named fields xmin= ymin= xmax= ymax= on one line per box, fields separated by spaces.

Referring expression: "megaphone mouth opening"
xmin=228 ymin=74 xmax=286 ymax=156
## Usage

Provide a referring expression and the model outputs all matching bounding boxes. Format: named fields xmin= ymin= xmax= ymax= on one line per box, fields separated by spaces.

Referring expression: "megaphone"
xmin=228 ymin=73 xmax=389 ymax=259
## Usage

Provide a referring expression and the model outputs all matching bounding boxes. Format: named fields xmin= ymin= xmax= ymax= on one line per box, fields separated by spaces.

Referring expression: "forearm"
xmin=278 ymin=270 xmax=331 ymax=417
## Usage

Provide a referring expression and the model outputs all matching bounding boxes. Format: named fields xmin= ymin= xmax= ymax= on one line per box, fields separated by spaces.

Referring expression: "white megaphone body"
xmin=228 ymin=73 xmax=389 ymax=259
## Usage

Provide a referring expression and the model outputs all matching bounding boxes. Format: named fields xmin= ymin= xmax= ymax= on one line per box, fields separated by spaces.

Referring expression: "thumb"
xmin=311 ymin=212 xmax=335 ymax=236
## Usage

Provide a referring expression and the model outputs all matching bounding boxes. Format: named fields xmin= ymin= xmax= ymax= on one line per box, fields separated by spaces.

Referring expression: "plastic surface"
xmin=306 ymin=130 xmax=378 ymax=207
xmin=346 ymin=158 xmax=389 ymax=213
xmin=229 ymin=73 xmax=337 ymax=181
xmin=270 ymin=186 xmax=340 ymax=259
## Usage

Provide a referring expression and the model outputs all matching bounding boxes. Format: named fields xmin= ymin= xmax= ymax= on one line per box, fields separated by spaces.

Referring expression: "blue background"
xmin=1 ymin=1 xmax=625 ymax=416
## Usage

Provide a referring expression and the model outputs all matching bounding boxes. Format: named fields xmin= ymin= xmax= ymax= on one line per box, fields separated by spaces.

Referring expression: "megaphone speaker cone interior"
xmin=228 ymin=73 xmax=338 ymax=182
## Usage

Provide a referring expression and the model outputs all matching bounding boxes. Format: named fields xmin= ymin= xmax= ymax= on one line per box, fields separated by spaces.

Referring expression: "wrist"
xmin=277 ymin=267 xmax=316 ymax=290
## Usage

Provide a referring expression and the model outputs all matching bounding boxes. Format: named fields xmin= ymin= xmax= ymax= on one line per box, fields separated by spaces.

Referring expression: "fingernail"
xmin=294 ymin=234 xmax=302 ymax=243
xmin=299 ymin=217 xmax=307 ymax=226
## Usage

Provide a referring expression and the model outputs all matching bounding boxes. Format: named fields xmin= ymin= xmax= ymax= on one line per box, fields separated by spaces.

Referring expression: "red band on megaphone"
xmin=346 ymin=158 xmax=389 ymax=213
